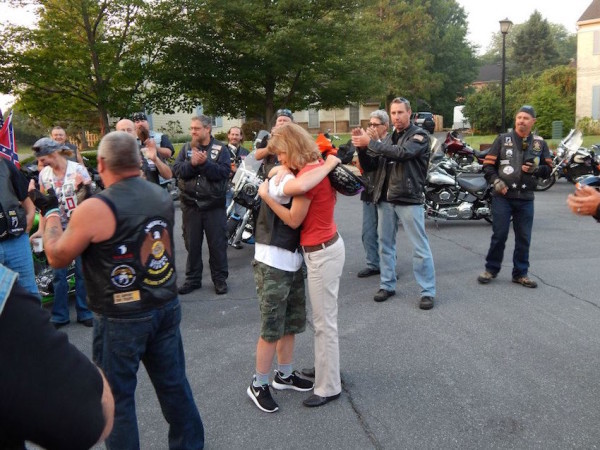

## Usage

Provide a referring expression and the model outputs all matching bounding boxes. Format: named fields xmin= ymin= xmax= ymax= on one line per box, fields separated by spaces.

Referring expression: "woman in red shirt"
xmin=258 ymin=123 xmax=345 ymax=407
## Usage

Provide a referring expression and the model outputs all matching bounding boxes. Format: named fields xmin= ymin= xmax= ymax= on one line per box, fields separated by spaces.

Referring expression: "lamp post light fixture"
xmin=500 ymin=18 xmax=513 ymax=133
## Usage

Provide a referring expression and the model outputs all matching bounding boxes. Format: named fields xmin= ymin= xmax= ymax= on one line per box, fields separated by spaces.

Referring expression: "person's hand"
xmin=351 ymin=128 xmax=370 ymax=148
xmin=324 ymin=155 xmax=341 ymax=171
xmin=29 ymin=231 xmax=42 ymax=243
xmin=258 ymin=180 xmax=270 ymax=198
xmin=144 ymin=139 xmax=158 ymax=161
xmin=366 ymin=126 xmax=378 ymax=140
xmin=28 ymin=188 xmax=59 ymax=216
xmin=522 ymin=162 xmax=536 ymax=174
xmin=191 ymin=148 xmax=207 ymax=166
xmin=493 ymin=179 xmax=508 ymax=195
xmin=567 ymin=185 xmax=600 ymax=216
xmin=273 ymin=166 xmax=292 ymax=185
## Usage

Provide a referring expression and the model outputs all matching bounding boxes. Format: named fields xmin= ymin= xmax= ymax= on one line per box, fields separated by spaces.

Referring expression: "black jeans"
xmin=181 ymin=204 xmax=228 ymax=285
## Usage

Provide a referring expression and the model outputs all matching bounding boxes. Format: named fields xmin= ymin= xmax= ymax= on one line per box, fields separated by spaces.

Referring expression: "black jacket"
xmin=359 ymin=124 xmax=430 ymax=205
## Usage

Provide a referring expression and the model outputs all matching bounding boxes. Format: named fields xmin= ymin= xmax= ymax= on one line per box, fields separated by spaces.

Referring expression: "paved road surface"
xmin=58 ymin=178 xmax=600 ymax=449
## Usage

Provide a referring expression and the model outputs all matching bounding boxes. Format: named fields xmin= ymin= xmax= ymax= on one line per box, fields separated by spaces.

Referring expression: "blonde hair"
xmin=266 ymin=123 xmax=320 ymax=170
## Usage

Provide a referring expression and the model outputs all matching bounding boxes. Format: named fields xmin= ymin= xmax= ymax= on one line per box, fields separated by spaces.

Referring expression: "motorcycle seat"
xmin=473 ymin=147 xmax=491 ymax=159
xmin=457 ymin=175 xmax=488 ymax=193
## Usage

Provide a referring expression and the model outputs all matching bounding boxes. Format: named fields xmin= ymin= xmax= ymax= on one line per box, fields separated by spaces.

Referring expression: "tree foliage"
xmin=1 ymin=0 xmax=166 ymax=134
xmin=145 ymin=0 xmax=377 ymax=127
xmin=463 ymin=66 xmax=576 ymax=137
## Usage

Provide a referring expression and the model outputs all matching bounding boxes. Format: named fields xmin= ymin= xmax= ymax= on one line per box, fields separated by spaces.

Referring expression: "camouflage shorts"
xmin=252 ymin=260 xmax=306 ymax=342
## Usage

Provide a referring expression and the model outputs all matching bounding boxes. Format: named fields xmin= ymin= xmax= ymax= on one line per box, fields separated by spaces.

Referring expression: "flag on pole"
xmin=0 ymin=112 xmax=19 ymax=168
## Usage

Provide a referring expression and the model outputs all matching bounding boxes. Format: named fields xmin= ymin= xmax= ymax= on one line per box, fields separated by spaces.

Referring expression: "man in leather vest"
xmin=226 ymin=126 xmax=250 ymax=249
xmin=173 ymin=115 xmax=231 ymax=295
xmin=478 ymin=105 xmax=553 ymax=288
xmin=29 ymin=131 xmax=204 ymax=449
xmin=356 ymin=109 xmax=389 ymax=279
xmin=352 ymin=97 xmax=436 ymax=310
xmin=0 ymin=157 xmax=38 ymax=297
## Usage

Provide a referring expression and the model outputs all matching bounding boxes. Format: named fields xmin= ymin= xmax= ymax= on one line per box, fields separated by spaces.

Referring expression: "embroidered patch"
xmin=110 ymin=264 xmax=136 ymax=288
xmin=113 ymin=291 xmax=141 ymax=304
xmin=413 ymin=134 xmax=424 ymax=142
xmin=504 ymin=136 xmax=513 ymax=146
xmin=112 ymin=242 xmax=135 ymax=261
xmin=506 ymin=149 xmax=513 ymax=158
xmin=503 ymin=166 xmax=514 ymax=175
xmin=139 ymin=218 xmax=175 ymax=287
xmin=210 ymin=149 xmax=219 ymax=160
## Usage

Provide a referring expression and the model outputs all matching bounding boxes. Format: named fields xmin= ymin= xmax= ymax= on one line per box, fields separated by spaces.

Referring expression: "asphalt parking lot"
xmin=60 ymin=178 xmax=600 ymax=449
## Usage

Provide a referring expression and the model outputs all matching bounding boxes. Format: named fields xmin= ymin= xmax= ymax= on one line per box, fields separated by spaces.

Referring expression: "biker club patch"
xmin=139 ymin=217 xmax=175 ymax=287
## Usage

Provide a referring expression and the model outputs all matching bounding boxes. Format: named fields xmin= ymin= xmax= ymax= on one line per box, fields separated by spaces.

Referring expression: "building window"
xmin=349 ymin=105 xmax=360 ymax=127
xmin=594 ymin=31 xmax=600 ymax=55
xmin=593 ymin=86 xmax=600 ymax=120
xmin=195 ymin=105 xmax=203 ymax=116
xmin=211 ymin=116 xmax=223 ymax=128
xmin=308 ymin=109 xmax=319 ymax=129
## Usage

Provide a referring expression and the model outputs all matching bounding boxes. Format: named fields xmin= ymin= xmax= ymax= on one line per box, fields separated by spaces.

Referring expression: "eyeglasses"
xmin=189 ymin=126 xmax=203 ymax=131
xmin=368 ymin=122 xmax=384 ymax=127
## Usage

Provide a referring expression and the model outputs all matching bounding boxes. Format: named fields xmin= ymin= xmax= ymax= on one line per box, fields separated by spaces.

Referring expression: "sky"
xmin=0 ymin=0 xmax=595 ymax=112
xmin=456 ymin=0 xmax=592 ymax=54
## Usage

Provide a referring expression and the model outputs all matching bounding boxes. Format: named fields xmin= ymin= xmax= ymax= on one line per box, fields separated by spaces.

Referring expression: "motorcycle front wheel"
xmin=535 ymin=173 xmax=557 ymax=191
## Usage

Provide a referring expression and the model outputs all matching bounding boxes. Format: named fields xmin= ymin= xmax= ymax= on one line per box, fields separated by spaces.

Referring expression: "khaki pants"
xmin=303 ymin=236 xmax=345 ymax=397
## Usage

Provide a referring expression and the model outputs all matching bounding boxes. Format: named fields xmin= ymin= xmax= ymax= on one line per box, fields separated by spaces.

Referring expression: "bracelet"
xmin=44 ymin=208 xmax=60 ymax=217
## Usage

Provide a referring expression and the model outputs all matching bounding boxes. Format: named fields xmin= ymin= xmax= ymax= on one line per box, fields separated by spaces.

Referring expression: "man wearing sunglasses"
xmin=355 ymin=110 xmax=390 ymax=279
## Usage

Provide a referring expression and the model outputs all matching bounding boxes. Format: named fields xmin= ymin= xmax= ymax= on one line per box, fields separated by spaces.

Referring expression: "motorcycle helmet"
xmin=328 ymin=164 xmax=365 ymax=196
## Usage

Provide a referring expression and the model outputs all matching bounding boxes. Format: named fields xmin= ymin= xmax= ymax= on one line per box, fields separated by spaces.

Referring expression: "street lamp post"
xmin=500 ymin=18 xmax=513 ymax=133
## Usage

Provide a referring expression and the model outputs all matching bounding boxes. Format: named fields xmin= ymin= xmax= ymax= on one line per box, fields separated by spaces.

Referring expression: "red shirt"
xmin=297 ymin=161 xmax=337 ymax=246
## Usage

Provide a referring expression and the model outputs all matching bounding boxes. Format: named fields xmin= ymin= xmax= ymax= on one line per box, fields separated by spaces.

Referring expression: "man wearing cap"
xmin=116 ymin=119 xmax=173 ymax=182
xmin=255 ymin=109 xmax=294 ymax=176
xmin=131 ymin=112 xmax=174 ymax=159
xmin=30 ymin=137 xmax=93 ymax=327
xmin=477 ymin=106 xmax=553 ymax=288
xmin=51 ymin=126 xmax=84 ymax=165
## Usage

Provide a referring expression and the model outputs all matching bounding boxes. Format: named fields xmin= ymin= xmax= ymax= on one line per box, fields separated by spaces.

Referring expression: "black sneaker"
xmin=214 ymin=281 xmax=228 ymax=295
xmin=178 ymin=281 xmax=201 ymax=295
xmin=272 ymin=370 xmax=314 ymax=392
xmin=247 ymin=383 xmax=279 ymax=413
xmin=374 ymin=289 xmax=395 ymax=302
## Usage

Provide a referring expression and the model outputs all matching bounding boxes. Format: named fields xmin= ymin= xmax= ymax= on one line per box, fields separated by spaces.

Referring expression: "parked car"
xmin=411 ymin=112 xmax=435 ymax=134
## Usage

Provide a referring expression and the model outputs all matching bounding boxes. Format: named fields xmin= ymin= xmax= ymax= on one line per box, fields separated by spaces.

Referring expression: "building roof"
xmin=579 ymin=0 xmax=600 ymax=23
xmin=476 ymin=64 xmax=501 ymax=83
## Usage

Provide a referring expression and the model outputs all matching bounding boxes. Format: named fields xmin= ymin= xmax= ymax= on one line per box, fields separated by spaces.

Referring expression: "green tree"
xmin=511 ymin=11 xmax=560 ymax=76
xmin=462 ymin=84 xmax=502 ymax=133
xmin=146 ymin=0 xmax=377 ymax=126
xmin=0 ymin=0 xmax=165 ymax=134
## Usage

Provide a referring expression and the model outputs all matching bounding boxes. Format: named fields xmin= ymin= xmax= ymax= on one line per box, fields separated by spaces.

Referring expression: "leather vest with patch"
xmin=0 ymin=160 xmax=26 ymax=241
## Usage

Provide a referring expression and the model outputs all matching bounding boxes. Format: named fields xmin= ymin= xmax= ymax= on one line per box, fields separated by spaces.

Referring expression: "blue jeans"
xmin=361 ymin=201 xmax=379 ymax=270
xmin=485 ymin=195 xmax=534 ymax=278
xmin=93 ymin=298 xmax=204 ymax=450
xmin=377 ymin=202 xmax=436 ymax=297
xmin=0 ymin=233 xmax=39 ymax=299
xmin=51 ymin=256 xmax=92 ymax=324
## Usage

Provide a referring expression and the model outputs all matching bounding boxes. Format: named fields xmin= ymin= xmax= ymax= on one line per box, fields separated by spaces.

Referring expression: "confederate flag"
xmin=0 ymin=111 xmax=19 ymax=168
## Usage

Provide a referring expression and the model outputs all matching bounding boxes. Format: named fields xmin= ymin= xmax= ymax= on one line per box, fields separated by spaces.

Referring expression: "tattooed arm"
xmin=43 ymin=198 xmax=116 ymax=268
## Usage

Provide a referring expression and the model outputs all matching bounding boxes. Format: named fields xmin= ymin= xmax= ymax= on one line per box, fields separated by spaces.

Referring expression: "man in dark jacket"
xmin=352 ymin=97 xmax=435 ymax=310
xmin=173 ymin=115 xmax=231 ymax=295
xmin=477 ymin=105 xmax=552 ymax=288
xmin=356 ymin=109 xmax=390 ymax=279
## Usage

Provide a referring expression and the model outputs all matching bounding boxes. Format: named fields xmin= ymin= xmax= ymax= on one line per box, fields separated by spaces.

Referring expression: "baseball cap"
xmin=518 ymin=105 xmax=536 ymax=118
xmin=32 ymin=138 xmax=73 ymax=157
xmin=276 ymin=109 xmax=294 ymax=120
xmin=131 ymin=112 xmax=147 ymax=122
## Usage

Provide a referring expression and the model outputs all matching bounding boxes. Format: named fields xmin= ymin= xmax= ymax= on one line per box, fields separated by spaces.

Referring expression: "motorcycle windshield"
xmin=563 ymin=130 xmax=583 ymax=155
xmin=232 ymin=152 xmax=263 ymax=184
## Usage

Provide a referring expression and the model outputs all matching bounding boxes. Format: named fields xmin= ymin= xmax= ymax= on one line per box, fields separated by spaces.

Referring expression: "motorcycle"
xmin=441 ymin=131 xmax=489 ymax=172
xmin=425 ymin=156 xmax=493 ymax=223
xmin=225 ymin=133 xmax=267 ymax=247
xmin=29 ymin=212 xmax=76 ymax=305
xmin=536 ymin=129 xmax=600 ymax=191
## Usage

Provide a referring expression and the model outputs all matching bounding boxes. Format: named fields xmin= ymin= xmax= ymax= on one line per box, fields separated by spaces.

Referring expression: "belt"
xmin=302 ymin=233 xmax=339 ymax=253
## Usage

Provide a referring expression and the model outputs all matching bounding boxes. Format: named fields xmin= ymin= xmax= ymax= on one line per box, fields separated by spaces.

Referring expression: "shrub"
xmin=577 ymin=117 xmax=600 ymax=136
xmin=242 ymin=120 xmax=267 ymax=143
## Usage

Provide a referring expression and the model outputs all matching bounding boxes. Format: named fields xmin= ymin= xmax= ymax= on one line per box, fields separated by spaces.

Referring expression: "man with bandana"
xmin=477 ymin=106 xmax=553 ymax=288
